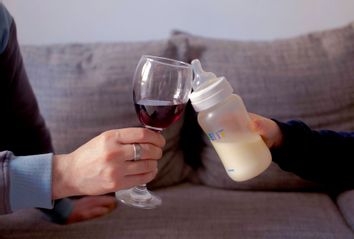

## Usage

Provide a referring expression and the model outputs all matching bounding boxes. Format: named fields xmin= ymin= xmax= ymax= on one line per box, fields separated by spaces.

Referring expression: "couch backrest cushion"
xmin=21 ymin=39 xmax=191 ymax=189
xmin=174 ymin=21 xmax=354 ymax=190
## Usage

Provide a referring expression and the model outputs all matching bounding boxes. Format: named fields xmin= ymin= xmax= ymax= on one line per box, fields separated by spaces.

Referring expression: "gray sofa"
xmin=0 ymin=22 xmax=354 ymax=238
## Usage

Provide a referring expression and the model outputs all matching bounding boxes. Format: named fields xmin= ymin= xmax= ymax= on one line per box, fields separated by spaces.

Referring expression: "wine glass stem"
xmin=130 ymin=128 xmax=161 ymax=201
xmin=131 ymin=184 xmax=152 ymax=202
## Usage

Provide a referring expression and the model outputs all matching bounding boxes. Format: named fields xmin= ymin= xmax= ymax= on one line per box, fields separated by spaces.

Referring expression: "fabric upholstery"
xmin=337 ymin=190 xmax=354 ymax=232
xmin=173 ymin=22 xmax=354 ymax=190
xmin=20 ymin=39 xmax=191 ymax=189
xmin=4 ymin=23 xmax=352 ymax=238
xmin=0 ymin=184 xmax=353 ymax=239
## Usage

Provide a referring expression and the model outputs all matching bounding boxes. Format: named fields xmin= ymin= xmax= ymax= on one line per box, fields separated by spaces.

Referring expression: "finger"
xmin=66 ymin=198 xmax=116 ymax=224
xmin=248 ymin=113 xmax=263 ymax=133
xmin=80 ymin=195 xmax=117 ymax=209
xmin=250 ymin=117 xmax=263 ymax=134
xmin=120 ymin=143 xmax=163 ymax=161
xmin=248 ymin=113 xmax=281 ymax=148
xmin=124 ymin=160 xmax=158 ymax=176
xmin=111 ymin=128 xmax=166 ymax=147
xmin=79 ymin=207 xmax=112 ymax=220
xmin=121 ymin=170 xmax=158 ymax=189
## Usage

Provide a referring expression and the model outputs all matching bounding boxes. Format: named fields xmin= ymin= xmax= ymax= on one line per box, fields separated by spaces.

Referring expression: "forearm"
xmin=272 ymin=120 xmax=354 ymax=189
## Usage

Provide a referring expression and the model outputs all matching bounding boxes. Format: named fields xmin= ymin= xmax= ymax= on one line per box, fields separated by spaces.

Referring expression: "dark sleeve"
xmin=0 ymin=10 xmax=52 ymax=155
xmin=271 ymin=120 xmax=354 ymax=191
xmin=0 ymin=151 xmax=12 ymax=214
xmin=0 ymin=3 xmax=72 ymax=224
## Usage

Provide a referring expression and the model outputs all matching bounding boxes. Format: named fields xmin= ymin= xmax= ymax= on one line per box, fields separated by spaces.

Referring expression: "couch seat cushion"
xmin=0 ymin=184 xmax=352 ymax=239
xmin=337 ymin=190 xmax=354 ymax=232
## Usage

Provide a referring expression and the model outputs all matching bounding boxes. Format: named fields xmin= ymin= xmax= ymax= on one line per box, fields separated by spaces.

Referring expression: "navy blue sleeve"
xmin=271 ymin=120 xmax=354 ymax=191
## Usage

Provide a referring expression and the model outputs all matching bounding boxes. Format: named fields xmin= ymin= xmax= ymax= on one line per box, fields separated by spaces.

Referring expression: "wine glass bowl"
xmin=134 ymin=99 xmax=186 ymax=131
xmin=133 ymin=55 xmax=192 ymax=131
xmin=116 ymin=55 xmax=193 ymax=209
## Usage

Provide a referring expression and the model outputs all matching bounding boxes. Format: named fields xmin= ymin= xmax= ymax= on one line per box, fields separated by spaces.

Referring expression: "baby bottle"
xmin=189 ymin=59 xmax=271 ymax=181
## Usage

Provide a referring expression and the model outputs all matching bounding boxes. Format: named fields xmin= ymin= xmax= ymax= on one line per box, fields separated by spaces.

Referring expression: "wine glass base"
xmin=115 ymin=188 xmax=162 ymax=209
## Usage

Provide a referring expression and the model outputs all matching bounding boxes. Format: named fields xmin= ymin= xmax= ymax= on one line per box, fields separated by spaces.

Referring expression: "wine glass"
xmin=115 ymin=55 xmax=193 ymax=209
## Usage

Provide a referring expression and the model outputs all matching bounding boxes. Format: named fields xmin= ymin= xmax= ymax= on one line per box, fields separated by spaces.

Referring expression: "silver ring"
xmin=133 ymin=143 xmax=142 ymax=161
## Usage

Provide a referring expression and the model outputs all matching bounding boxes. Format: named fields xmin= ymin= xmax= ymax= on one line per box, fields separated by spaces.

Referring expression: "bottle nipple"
xmin=191 ymin=59 xmax=218 ymax=91
xmin=189 ymin=59 xmax=234 ymax=112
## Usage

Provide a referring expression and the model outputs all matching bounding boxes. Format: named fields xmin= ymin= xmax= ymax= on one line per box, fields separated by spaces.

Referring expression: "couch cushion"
xmin=173 ymin=22 xmax=354 ymax=190
xmin=337 ymin=190 xmax=354 ymax=232
xmin=0 ymin=184 xmax=353 ymax=238
xmin=20 ymin=39 xmax=191 ymax=188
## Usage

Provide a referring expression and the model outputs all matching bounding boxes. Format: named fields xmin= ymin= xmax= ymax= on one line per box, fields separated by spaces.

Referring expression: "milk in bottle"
xmin=189 ymin=60 xmax=271 ymax=181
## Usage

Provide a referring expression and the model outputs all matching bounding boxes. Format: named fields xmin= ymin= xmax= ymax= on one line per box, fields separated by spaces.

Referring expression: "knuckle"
xmin=149 ymin=146 xmax=163 ymax=159
xmin=144 ymin=160 xmax=157 ymax=172
xmin=101 ymin=167 xmax=115 ymax=180
xmin=150 ymin=160 xmax=158 ymax=169
xmin=100 ymin=131 xmax=114 ymax=149
xmin=109 ymin=146 xmax=124 ymax=159
xmin=136 ymin=171 xmax=157 ymax=185
xmin=136 ymin=128 xmax=148 ymax=141
xmin=149 ymin=170 xmax=158 ymax=180
xmin=114 ymin=130 xmax=122 ymax=141
xmin=103 ymin=151 xmax=113 ymax=162
xmin=156 ymin=148 xmax=163 ymax=159
xmin=153 ymin=168 xmax=158 ymax=177
xmin=138 ymin=176 xmax=148 ymax=185
xmin=161 ymin=137 xmax=166 ymax=147
xmin=101 ymin=131 xmax=112 ymax=141
xmin=143 ymin=144 xmax=152 ymax=156
xmin=112 ymin=181 xmax=124 ymax=191
xmin=103 ymin=179 xmax=118 ymax=191
xmin=148 ymin=145 xmax=163 ymax=159
xmin=144 ymin=160 xmax=150 ymax=171
xmin=103 ymin=149 xmax=119 ymax=162
xmin=105 ymin=174 xmax=125 ymax=191
xmin=148 ymin=171 xmax=157 ymax=182
xmin=251 ymin=118 xmax=262 ymax=132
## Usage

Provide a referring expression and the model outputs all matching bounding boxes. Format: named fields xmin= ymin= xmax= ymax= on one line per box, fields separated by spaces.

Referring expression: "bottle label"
xmin=207 ymin=129 xmax=225 ymax=141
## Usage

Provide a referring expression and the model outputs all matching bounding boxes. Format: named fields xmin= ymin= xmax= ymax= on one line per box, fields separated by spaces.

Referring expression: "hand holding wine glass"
xmin=115 ymin=55 xmax=193 ymax=209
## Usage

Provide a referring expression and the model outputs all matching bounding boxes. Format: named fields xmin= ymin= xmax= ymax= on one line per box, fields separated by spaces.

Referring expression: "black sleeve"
xmin=271 ymin=120 xmax=354 ymax=191
xmin=0 ymin=17 xmax=53 ymax=155
xmin=0 ymin=6 xmax=72 ymax=224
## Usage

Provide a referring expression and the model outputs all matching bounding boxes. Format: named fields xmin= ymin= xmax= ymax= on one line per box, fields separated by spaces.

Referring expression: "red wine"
xmin=135 ymin=99 xmax=186 ymax=130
